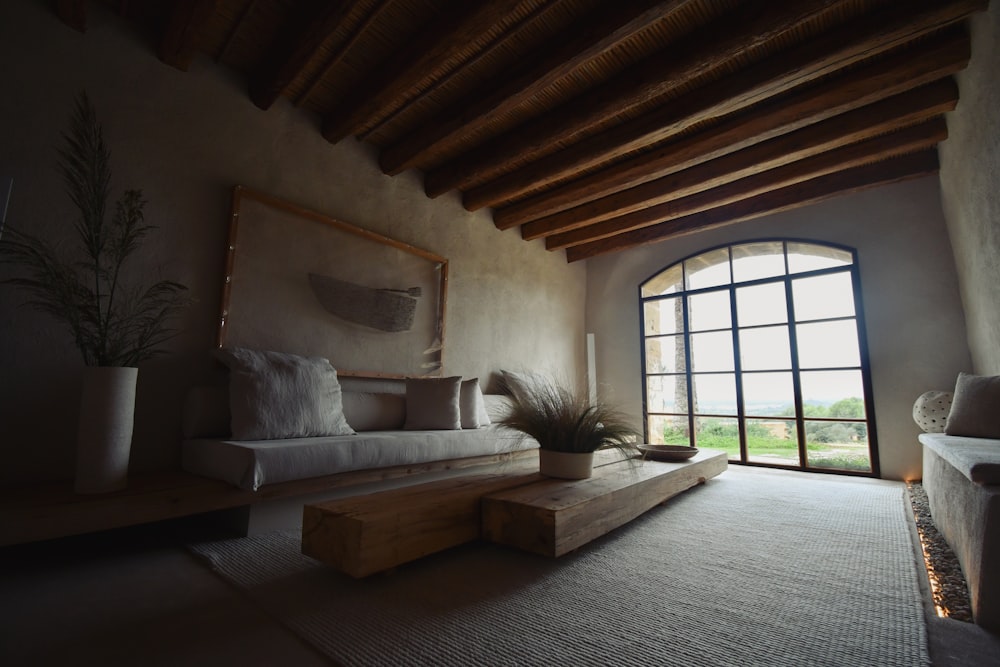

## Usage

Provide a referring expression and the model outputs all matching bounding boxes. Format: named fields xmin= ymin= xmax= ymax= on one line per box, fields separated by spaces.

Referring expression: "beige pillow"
xmin=404 ymin=376 xmax=462 ymax=430
xmin=460 ymin=378 xmax=490 ymax=429
xmin=944 ymin=372 xmax=1000 ymax=439
xmin=214 ymin=347 xmax=355 ymax=440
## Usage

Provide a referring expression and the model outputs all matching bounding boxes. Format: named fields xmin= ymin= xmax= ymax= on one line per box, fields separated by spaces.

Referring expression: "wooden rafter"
xmin=248 ymin=1 xmax=357 ymax=110
xmin=565 ymin=150 xmax=940 ymax=262
xmin=158 ymin=0 xmax=221 ymax=71
xmin=520 ymin=79 xmax=959 ymax=240
xmin=377 ymin=0 xmax=696 ymax=175
xmin=548 ymin=119 xmax=947 ymax=250
xmin=320 ymin=0 xmax=531 ymax=144
xmin=422 ymin=0 xmax=851 ymax=199
xmin=480 ymin=0 xmax=984 ymax=218
xmin=493 ymin=29 xmax=969 ymax=229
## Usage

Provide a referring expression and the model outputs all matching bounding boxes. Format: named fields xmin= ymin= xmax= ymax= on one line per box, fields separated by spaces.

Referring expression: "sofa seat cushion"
xmin=919 ymin=432 xmax=1000 ymax=485
xmin=183 ymin=428 xmax=536 ymax=491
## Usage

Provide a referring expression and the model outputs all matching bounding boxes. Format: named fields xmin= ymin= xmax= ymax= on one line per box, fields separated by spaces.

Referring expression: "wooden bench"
xmin=481 ymin=449 xmax=727 ymax=557
xmin=301 ymin=449 xmax=726 ymax=576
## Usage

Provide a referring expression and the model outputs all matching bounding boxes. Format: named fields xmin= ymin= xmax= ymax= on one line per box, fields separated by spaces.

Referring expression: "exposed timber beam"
xmin=377 ymin=0 xmax=695 ymax=175
xmin=248 ymin=1 xmax=357 ymax=110
xmin=565 ymin=150 xmax=940 ymax=262
xmin=424 ymin=0 xmax=848 ymax=198
xmin=321 ymin=0 xmax=530 ymax=144
xmin=158 ymin=0 xmax=221 ymax=71
xmin=548 ymin=118 xmax=947 ymax=250
xmin=521 ymin=79 xmax=958 ymax=240
xmin=493 ymin=29 xmax=969 ymax=229
xmin=473 ymin=0 xmax=986 ymax=214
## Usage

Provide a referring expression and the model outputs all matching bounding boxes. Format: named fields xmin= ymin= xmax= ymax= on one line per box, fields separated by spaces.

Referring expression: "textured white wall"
xmin=939 ymin=2 xmax=1000 ymax=376
xmin=0 ymin=2 xmax=585 ymax=483
xmin=585 ymin=177 xmax=971 ymax=481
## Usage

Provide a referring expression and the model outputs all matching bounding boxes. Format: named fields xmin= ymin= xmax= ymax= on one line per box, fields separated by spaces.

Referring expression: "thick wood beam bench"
xmin=301 ymin=456 xmax=541 ymax=577
xmin=481 ymin=449 xmax=727 ymax=557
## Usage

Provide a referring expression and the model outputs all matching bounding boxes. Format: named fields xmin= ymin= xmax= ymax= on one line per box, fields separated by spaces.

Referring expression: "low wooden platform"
xmin=481 ymin=449 xmax=727 ymax=557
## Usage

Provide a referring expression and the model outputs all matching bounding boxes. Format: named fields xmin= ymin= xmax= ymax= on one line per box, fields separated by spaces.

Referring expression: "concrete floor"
xmin=2 ymin=472 xmax=999 ymax=667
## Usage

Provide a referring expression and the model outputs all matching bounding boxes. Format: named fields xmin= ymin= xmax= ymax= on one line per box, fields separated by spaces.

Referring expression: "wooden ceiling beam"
xmin=565 ymin=150 xmax=940 ymax=262
xmin=548 ymin=118 xmax=947 ymax=250
xmin=248 ymin=1 xmax=358 ymax=110
xmin=494 ymin=29 xmax=969 ymax=229
xmin=424 ymin=0 xmax=848 ymax=198
xmin=521 ymin=78 xmax=958 ymax=240
xmin=377 ymin=0 xmax=695 ymax=176
xmin=320 ymin=0 xmax=530 ymax=144
xmin=473 ymin=0 xmax=986 ymax=214
xmin=158 ymin=0 xmax=221 ymax=72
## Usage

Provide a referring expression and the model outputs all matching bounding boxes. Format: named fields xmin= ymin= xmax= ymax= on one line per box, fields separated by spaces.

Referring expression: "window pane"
xmin=692 ymin=373 xmax=737 ymax=415
xmin=643 ymin=297 xmax=684 ymax=336
xmin=694 ymin=417 xmax=740 ymax=458
xmin=641 ymin=264 xmax=683 ymax=298
xmin=805 ymin=421 xmax=872 ymax=473
xmin=800 ymin=369 xmax=864 ymax=406
xmin=787 ymin=243 xmax=853 ymax=273
xmin=797 ymin=320 xmax=860 ymax=368
xmin=746 ymin=418 xmax=798 ymax=466
xmin=649 ymin=414 xmax=691 ymax=446
xmin=736 ymin=282 xmax=787 ymax=327
xmin=690 ymin=331 xmax=734 ymax=372
xmin=742 ymin=371 xmax=794 ymax=416
xmin=792 ymin=272 xmax=855 ymax=321
xmin=646 ymin=374 xmax=690 ymax=413
xmin=645 ymin=336 xmax=684 ymax=374
xmin=685 ymin=248 xmax=731 ymax=290
xmin=688 ymin=290 xmax=731 ymax=331
xmin=739 ymin=325 xmax=791 ymax=371
xmin=732 ymin=242 xmax=785 ymax=283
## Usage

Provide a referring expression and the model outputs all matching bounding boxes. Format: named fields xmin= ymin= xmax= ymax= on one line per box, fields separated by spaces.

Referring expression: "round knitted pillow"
xmin=912 ymin=390 xmax=953 ymax=433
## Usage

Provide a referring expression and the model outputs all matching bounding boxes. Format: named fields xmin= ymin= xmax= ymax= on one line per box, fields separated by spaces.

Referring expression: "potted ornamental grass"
xmin=0 ymin=92 xmax=188 ymax=493
xmin=498 ymin=373 xmax=640 ymax=479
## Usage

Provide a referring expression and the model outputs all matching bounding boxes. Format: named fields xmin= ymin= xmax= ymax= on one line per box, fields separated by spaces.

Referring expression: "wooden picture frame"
xmin=217 ymin=186 xmax=448 ymax=378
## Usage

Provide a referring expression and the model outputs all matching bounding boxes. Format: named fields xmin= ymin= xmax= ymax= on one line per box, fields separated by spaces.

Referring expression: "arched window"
xmin=639 ymin=240 xmax=879 ymax=475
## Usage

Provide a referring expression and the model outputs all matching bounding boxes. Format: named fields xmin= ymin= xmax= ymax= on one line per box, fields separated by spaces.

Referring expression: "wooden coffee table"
xmin=481 ymin=449 xmax=727 ymax=557
xmin=301 ymin=449 xmax=726 ymax=576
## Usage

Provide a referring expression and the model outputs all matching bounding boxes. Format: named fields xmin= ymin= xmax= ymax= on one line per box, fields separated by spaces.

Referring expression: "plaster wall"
xmin=0 ymin=1 xmax=585 ymax=485
xmin=938 ymin=1 xmax=1000 ymax=375
xmin=585 ymin=177 xmax=971 ymax=481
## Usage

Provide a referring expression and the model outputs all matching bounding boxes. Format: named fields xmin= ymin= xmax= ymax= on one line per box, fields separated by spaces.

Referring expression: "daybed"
xmin=180 ymin=348 xmax=535 ymax=532
xmin=916 ymin=372 xmax=1000 ymax=633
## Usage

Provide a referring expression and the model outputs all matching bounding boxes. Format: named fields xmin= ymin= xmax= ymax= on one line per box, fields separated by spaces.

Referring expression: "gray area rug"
xmin=189 ymin=467 xmax=929 ymax=667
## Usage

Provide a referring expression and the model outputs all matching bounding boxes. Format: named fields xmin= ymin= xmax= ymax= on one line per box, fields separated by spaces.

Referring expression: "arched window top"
xmin=640 ymin=241 xmax=855 ymax=298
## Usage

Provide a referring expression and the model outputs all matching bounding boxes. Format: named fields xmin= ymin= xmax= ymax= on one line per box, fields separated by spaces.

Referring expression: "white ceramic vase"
xmin=538 ymin=449 xmax=595 ymax=479
xmin=75 ymin=366 xmax=138 ymax=494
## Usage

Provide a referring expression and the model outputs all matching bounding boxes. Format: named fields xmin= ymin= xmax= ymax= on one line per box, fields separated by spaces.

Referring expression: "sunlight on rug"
xmin=190 ymin=468 xmax=930 ymax=667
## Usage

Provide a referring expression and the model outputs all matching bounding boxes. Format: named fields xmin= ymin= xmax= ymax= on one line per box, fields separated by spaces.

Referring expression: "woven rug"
xmin=189 ymin=467 xmax=930 ymax=667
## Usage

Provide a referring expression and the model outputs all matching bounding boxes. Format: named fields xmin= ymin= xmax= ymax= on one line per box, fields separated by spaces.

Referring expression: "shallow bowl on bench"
xmin=638 ymin=444 xmax=699 ymax=461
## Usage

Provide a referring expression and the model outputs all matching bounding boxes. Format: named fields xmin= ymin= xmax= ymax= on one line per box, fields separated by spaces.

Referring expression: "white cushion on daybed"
xmin=183 ymin=428 xmax=535 ymax=491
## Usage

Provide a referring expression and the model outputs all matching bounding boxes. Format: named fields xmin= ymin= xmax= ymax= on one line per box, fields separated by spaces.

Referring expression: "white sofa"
xmin=916 ymin=372 xmax=1000 ymax=634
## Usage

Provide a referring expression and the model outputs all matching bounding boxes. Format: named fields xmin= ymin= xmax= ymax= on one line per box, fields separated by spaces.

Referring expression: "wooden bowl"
xmin=638 ymin=444 xmax=699 ymax=461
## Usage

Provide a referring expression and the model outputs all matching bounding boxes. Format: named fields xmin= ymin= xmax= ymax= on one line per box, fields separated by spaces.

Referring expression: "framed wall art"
xmin=217 ymin=186 xmax=447 ymax=378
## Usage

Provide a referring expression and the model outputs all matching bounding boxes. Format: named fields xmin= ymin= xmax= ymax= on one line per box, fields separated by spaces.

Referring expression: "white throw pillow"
xmin=404 ymin=376 xmax=462 ymax=430
xmin=214 ymin=347 xmax=355 ymax=440
xmin=460 ymin=378 xmax=490 ymax=429
xmin=912 ymin=390 xmax=952 ymax=434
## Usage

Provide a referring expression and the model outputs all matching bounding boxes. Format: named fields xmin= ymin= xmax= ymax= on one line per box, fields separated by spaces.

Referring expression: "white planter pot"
xmin=75 ymin=366 xmax=138 ymax=494
xmin=538 ymin=449 xmax=595 ymax=479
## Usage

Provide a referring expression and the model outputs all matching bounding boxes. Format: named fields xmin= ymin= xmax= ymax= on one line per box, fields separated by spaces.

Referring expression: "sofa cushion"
xmin=919 ymin=432 xmax=1000 ymax=485
xmin=460 ymin=378 xmax=490 ymax=429
xmin=912 ymin=390 xmax=953 ymax=433
xmin=404 ymin=376 xmax=462 ymax=430
xmin=945 ymin=372 xmax=1000 ymax=439
xmin=215 ymin=347 xmax=355 ymax=440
